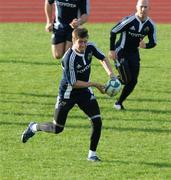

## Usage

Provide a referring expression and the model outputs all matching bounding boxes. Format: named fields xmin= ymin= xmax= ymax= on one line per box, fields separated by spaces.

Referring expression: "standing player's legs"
xmin=51 ymin=41 xmax=72 ymax=59
xmin=51 ymin=28 xmax=73 ymax=59
xmin=77 ymin=95 xmax=102 ymax=161
xmin=52 ymin=43 xmax=66 ymax=59
xmin=65 ymin=41 xmax=73 ymax=52
xmin=117 ymin=63 xmax=139 ymax=105
xmin=21 ymin=98 xmax=75 ymax=143
xmin=115 ymin=53 xmax=140 ymax=109
xmin=116 ymin=58 xmax=131 ymax=85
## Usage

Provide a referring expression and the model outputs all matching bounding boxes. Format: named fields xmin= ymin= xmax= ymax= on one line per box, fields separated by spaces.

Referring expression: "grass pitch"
xmin=0 ymin=23 xmax=171 ymax=180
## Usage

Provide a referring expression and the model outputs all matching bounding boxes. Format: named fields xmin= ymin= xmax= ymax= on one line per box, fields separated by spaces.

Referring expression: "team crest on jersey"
xmin=87 ymin=52 xmax=93 ymax=61
xmin=144 ymin=26 xmax=150 ymax=33
xmin=77 ymin=64 xmax=82 ymax=69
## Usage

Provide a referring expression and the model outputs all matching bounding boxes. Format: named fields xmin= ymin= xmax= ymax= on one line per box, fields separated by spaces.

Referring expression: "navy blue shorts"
xmin=51 ymin=26 xmax=73 ymax=44
xmin=53 ymin=92 xmax=101 ymax=127
xmin=116 ymin=50 xmax=140 ymax=84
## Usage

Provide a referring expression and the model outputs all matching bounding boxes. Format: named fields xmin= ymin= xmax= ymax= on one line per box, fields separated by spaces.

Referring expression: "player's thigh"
xmin=65 ymin=41 xmax=72 ymax=52
xmin=129 ymin=63 xmax=140 ymax=81
xmin=78 ymin=98 xmax=101 ymax=119
xmin=128 ymin=53 xmax=140 ymax=81
xmin=117 ymin=58 xmax=131 ymax=84
xmin=51 ymin=29 xmax=67 ymax=58
xmin=54 ymin=99 xmax=75 ymax=126
xmin=51 ymin=43 xmax=65 ymax=59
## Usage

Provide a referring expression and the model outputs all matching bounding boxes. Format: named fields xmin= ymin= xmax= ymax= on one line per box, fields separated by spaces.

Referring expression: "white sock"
xmin=31 ymin=123 xmax=37 ymax=133
xmin=88 ymin=150 xmax=96 ymax=158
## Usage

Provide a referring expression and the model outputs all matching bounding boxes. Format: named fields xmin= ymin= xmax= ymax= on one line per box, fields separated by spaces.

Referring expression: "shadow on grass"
xmin=142 ymin=65 xmax=171 ymax=70
xmin=0 ymin=121 xmax=29 ymax=126
xmin=103 ymin=126 xmax=171 ymax=134
xmin=3 ymin=121 xmax=169 ymax=134
xmin=136 ymin=89 xmax=171 ymax=94
xmin=0 ymin=91 xmax=56 ymax=98
xmin=127 ymin=97 xmax=171 ymax=103
xmin=0 ymin=59 xmax=58 ymax=66
xmin=0 ymin=112 xmax=52 ymax=118
xmin=66 ymin=123 xmax=171 ymax=134
xmin=103 ymin=159 xmax=171 ymax=168
xmin=101 ymin=105 xmax=171 ymax=114
xmin=104 ymin=116 xmax=171 ymax=123
xmin=97 ymin=95 xmax=171 ymax=101
xmin=0 ymin=100 xmax=54 ymax=106
xmin=127 ymin=108 xmax=171 ymax=114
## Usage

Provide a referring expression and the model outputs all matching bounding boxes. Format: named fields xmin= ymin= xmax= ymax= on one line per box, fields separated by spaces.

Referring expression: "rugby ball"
xmin=105 ymin=79 xmax=121 ymax=97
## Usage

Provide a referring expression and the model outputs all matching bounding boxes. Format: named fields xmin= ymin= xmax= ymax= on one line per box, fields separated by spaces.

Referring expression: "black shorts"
xmin=54 ymin=92 xmax=101 ymax=127
xmin=115 ymin=51 xmax=140 ymax=84
xmin=51 ymin=26 xmax=73 ymax=45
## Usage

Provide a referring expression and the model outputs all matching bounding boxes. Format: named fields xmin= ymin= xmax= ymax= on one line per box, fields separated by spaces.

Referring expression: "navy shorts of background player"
xmin=48 ymin=0 xmax=89 ymax=44
xmin=110 ymin=14 xmax=157 ymax=107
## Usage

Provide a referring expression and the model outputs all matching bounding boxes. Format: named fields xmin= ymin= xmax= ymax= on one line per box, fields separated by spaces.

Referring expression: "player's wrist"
xmin=109 ymin=74 xmax=116 ymax=80
xmin=77 ymin=19 xmax=81 ymax=26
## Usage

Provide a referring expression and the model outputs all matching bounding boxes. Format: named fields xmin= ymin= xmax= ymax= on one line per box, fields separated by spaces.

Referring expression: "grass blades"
xmin=0 ymin=23 xmax=171 ymax=180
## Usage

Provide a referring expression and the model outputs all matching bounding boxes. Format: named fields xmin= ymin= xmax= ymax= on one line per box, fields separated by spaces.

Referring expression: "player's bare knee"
xmin=53 ymin=54 xmax=62 ymax=59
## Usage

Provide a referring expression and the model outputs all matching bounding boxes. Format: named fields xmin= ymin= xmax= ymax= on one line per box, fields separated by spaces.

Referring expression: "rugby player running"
xmin=21 ymin=27 xmax=118 ymax=162
xmin=109 ymin=0 xmax=157 ymax=110
xmin=45 ymin=0 xmax=89 ymax=59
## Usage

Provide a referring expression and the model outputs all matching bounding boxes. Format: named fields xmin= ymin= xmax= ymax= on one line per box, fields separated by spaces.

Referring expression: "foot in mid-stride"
xmin=87 ymin=156 xmax=101 ymax=162
xmin=114 ymin=102 xmax=125 ymax=110
xmin=21 ymin=122 xmax=36 ymax=143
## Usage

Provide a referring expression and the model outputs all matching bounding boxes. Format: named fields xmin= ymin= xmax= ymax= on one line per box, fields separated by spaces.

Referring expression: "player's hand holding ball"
xmin=93 ymin=83 xmax=106 ymax=94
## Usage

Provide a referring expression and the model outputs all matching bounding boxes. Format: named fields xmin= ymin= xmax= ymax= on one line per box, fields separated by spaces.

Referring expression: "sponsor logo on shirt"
xmin=144 ymin=26 xmax=150 ymax=33
xmin=87 ymin=52 xmax=93 ymax=61
xmin=128 ymin=32 xmax=145 ymax=38
xmin=57 ymin=1 xmax=76 ymax=8
xmin=76 ymin=64 xmax=82 ymax=69
xmin=77 ymin=64 xmax=91 ymax=73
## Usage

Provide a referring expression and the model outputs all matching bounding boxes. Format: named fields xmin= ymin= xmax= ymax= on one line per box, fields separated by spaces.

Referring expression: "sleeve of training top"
xmin=146 ymin=23 xmax=157 ymax=49
xmin=63 ymin=50 xmax=77 ymax=86
xmin=79 ymin=0 xmax=89 ymax=15
xmin=68 ymin=55 xmax=77 ymax=85
xmin=110 ymin=15 xmax=134 ymax=50
xmin=89 ymin=43 xmax=106 ymax=60
xmin=48 ymin=0 xmax=54 ymax=4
